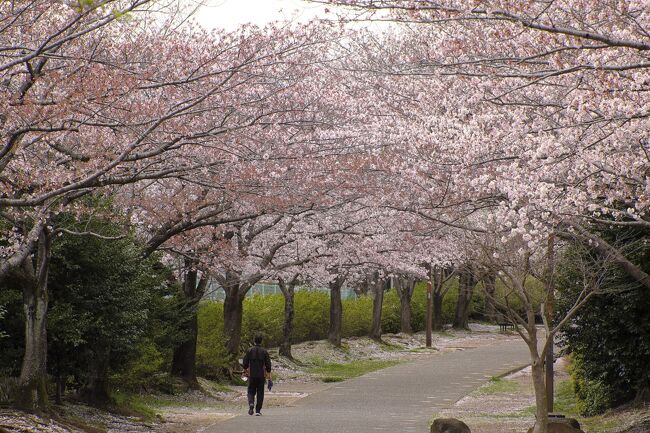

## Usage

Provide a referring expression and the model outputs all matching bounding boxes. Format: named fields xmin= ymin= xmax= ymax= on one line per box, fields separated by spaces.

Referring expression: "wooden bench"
xmin=499 ymin=322 xmax=515 ymax=332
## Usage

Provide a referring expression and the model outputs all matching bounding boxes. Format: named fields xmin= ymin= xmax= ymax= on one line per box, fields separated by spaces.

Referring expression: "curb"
xmin=495 ymin=363 xmax=531 ymax=379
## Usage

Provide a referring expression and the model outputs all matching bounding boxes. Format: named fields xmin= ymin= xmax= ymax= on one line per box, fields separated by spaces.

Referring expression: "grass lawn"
xmin=307 ymin=359 xmax=402 ymax=383
xmin=476 ymin=377 xmax=521 ymax=395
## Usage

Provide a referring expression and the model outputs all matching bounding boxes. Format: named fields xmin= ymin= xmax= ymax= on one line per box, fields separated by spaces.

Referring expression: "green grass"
xmin=552 ymin=379 xmax=620 ymax=432
xmin=321 ymin=376 xmax=345 ymax=383
xmin=554 ymin=378 xmax=579 ymax=415
xmin=200 ymin=379 xmax=235 ymax=394
xmin=475 ymin=377 xmax=521 ymax=395
xmin=308 ymin=359 xmax=401 ymax=382
xmin=516 ymin=380 xmax=620 ymax=432
xmin=111 ymin=391 xmax=159 ymax=420
xmin=377 ymin=341 xmax=402 ymax=352
xmin=111 ymin=389 xmax=235 ymax=416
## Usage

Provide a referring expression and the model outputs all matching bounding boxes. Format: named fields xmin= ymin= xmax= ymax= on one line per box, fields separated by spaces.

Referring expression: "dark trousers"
xmin=247 ymin=377 xmax=265 ymax=412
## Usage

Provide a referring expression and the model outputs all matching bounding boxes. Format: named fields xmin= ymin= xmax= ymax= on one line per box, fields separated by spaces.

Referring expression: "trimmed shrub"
xmin=291 ymin=290 xmax=330 ymax=342
xmin=195 ymin=278 xmax=491 ymax=374
xmin=196 ymin=301 xmax=229 ymax=378
xmin=242 ymin=293 xmax=284 ymax=347
xmin=342 ymin=295 xmax=372 ymax=337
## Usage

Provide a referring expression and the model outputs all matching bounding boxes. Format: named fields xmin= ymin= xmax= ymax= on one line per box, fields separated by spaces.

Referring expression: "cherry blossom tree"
xmin=0 ymin=0 xmax=188 ymax=410
xmin=0 ymin=0 xmax=346 ymax=406
xmin=320 ymin=0 xmax=650 ymax=292
xmin=310 ymin=4 xmax=648 ymax=431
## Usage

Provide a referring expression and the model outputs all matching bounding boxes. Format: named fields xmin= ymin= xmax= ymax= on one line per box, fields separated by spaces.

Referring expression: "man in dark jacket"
xmin=242 ymin=335 xmax=272 ymax=416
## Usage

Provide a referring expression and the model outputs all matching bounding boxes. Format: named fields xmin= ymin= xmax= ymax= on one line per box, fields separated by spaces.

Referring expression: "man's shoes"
xmin=255 ymin=412 xmax=262 ymax=416
xmin=248 ymin=405 xmax=254 ymax=415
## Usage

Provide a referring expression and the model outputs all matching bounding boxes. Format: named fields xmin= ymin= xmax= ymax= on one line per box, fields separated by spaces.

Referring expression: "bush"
xmin=342 ymin=295 xmax=372 ymax=337
xmin=113 ymin=339 xmax=168 ymax=392
xmin=557 ymin=227 xmax=650 ymax=413
xmin=194 ymin=278 xmax=495 ymax=374
xmin=570 ymin=355 xmax=614 ymax=416
xmin=410 ymin=283 xmax=427 ymax=331
xmin=196 ymin=301 xmax=229 ymax=378
xmin=242 ymin=293 xmax=284 ymax=347
xmin=380 ymin=290 xmax=401 ymax=334
xmin=0 ymin=286 xmax=24 ymax=377
xmin=46 ymin=223 xmax=180 ymax=399
xmin=294 ymin=291 xmax=330 ymax=341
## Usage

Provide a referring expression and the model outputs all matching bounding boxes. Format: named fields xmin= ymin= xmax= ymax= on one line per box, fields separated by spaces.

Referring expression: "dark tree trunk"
xmin=395 ymin=276 xmax=415 ymax=334
xmin=453 ymin=265 xmax=476 ymax=330
xmin=171 ymin=314 xmax=199 ymax=384
xmin=223 ymin=286 xmax=246 ymax=360
xmin=55 ymin=376 xmax=65 ymax=406
xmin=278 ymin=277 xmax=298 ymax=359
xmin=432 ymin=292 xmax=444 ymax=331
xmin=15 ymin=229 xmax=50 ymax=411
xmin=171 ymin=262 xmax=207 ymax=387
xmin=369 ymin=274 xmax=385 ymax=341
xmin=430 ymin=265 xmax=456 ymax=333
xmin=80 ymin=347 xmax=111 ymax=406
xmin=426 ymin=280 xmax=433 ymax=347
xmin=399 ymin=294 xmax=412 ymax=334
xmin=328 ymin=277 xmax=344 ymax=347
xmin=483 ymin=272 xmax=498 ymax=323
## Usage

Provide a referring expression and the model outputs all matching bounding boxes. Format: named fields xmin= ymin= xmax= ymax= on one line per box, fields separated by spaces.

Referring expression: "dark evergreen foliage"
xmin=557 ymin=227 xmax=650 ymax=415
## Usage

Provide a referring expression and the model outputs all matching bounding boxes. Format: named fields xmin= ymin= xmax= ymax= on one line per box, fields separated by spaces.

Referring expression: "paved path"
xmin=206 ymin=337 xmax=530 ymax=433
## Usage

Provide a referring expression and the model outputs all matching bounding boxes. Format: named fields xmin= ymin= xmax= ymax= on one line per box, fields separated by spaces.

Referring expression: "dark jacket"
xmin=243 ymin=344 xmax=271 ymax=379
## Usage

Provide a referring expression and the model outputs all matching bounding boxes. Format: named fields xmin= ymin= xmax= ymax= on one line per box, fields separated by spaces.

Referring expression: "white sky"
xmin=190 ymin=0 xmax=329 ymax=31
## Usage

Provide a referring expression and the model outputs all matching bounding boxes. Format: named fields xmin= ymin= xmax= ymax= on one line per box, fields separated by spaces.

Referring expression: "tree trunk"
xmin=223 ymin=286 xmax=246 ymax=360
xmin=395 ymin=277 xmax=415 ymax=334
xmin=369 ymin=274 xmax=385 ymax=341
xmin=453 ymin=266 xmax=476 ymax=330
xmin=171 ymin=263 xmax=207 ymax=387
xmin=278 ymin=277 xmax=297 ymax=359
xmin=523 ymin=308 xmax=549 ymax=433
xmin=545 ymin=234 xmax=556 ymax=413
xmin=399 ymin=293 xmax=413 ymax=334
xmin=426 ymin=280 xmax=433 ymax=347
xmin=531 ymin=357 xmax=549 ymax=433
xmin=81 ymin=347 xmax=111 ymax=406
xmin=483 ymin=272 xmax=498 ymax=323
xmin=431 ymin=265 xmax=455 ymax=332
xmin=328 ymin=278 xmax=343 ymax=347
xmin=432 ymin=292 xmax=444 ymax=331
xmin=55 ymin=376 xmax=65 ymax=406
xmin=15 ymin=230 xmax=50 ymax=411
xmin=532 ymin=359 xmax=548 ymax=433
xmin=171 ymin=314 xmax=199 ymax=385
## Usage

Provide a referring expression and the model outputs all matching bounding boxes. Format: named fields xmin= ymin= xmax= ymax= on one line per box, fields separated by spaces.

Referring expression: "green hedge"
xmin=196 ymin=281 xmax=484 ymax=373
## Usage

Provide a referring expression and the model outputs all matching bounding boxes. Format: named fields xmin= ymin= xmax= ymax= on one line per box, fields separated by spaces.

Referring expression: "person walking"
xmin=242 ymin=335 xmax=272 ymax=416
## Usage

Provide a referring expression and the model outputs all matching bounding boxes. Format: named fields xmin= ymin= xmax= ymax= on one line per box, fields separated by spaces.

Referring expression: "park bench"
xmin=499 ymin=322 xmax=515 ymax=332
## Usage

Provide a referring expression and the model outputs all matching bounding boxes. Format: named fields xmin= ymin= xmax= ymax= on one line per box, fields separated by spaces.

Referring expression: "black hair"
xmin=254 ymin=335 xmax=263 ymax=345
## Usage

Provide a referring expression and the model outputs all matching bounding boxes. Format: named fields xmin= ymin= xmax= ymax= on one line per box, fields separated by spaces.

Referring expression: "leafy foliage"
xmin=196 ymin=281 xmax=485 ymax=373
xmin=557 ymin=228 xmax=650 ymax=414
xmin=47 ymin=220 xmax=183 ymax=396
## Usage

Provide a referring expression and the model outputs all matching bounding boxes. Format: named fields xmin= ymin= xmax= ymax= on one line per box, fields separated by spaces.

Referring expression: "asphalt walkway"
xmin=205 ymin=337 xmax=530 ymax=433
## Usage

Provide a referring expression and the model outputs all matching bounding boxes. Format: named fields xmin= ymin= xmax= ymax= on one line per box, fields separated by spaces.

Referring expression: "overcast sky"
xmin=191 ymin=0 xmax=329 ymax=31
